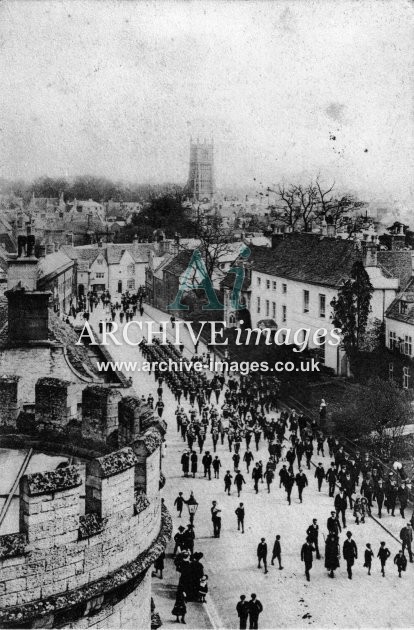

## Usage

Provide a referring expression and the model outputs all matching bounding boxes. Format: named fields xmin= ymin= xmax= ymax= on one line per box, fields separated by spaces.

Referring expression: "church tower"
xmin=187 ymin=137 xmax=215 ymax=201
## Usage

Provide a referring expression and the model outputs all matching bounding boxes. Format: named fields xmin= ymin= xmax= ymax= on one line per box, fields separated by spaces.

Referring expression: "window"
xmin=95 ymin=272 xmax=104 ymax=279
xmin=389 ymin=331 xmax=397 ymax=350
xmin=272 ymin=281 xmax=277 ymax=290
xmin=272 ymin=302 xmax=276 ymax=318
xmin=303 ymin=290 xmax=309 ymax=313
xmin=127 ymin=279 xmax=135 ymax=290
xmin=96 ymin=258 xmax=103 ymax=265
xmin=282 ymin=305 xmax=287 ymax=323
xmin=257 ymin=277 xmax=261 ymax=287
xmin=400 ymin=301 xmax=408 ymax=315
xmin=389 ymin=362 xmax=394 ymax=381
xmin=282 ymin=283 xmax=287 ymax=294
xmin=266 ymin=280 xmax=270 ymax=290
xmin=404 ymin=335 xmax=412 ymax=356
xmin=319 ymin=294 xmax=326 ymax=318
xmin=266 ymin=300 xmax=270 ymax=317
xmin=127 ymin=263 xmax=134 ymax=275
xmin=257 ymin=297 xmax=261 ymax=314
xmin=403 ymin=366 xmax=410 ymax=389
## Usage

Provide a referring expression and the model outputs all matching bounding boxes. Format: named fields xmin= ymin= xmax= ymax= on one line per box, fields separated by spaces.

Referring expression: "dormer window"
xmin=400 ymin=301 xmax=408 ymax=314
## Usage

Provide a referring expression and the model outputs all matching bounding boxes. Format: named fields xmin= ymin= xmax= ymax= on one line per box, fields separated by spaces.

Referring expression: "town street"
xmin=89 ymin=305 xmax=414 ymax=629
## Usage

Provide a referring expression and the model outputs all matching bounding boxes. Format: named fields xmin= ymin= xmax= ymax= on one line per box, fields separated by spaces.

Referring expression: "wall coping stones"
xmin=78 ymin=513 xmax=105 ymax=540
xmin=94 ymin=447 xmax=137 ymax=478
xmin=23 ymin=465 xmax=82 ymax=496
xmin=0 ymin=503 xmax=172 ymax=626
xmin=0 ymin=533 xmax=27 ymax=560
xmin=142 ymin=428 xmax=163 ymax=455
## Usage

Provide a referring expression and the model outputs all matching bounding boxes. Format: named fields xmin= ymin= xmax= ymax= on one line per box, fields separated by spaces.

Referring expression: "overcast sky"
xmin=0 ymin=0 xmax=413 ymax=208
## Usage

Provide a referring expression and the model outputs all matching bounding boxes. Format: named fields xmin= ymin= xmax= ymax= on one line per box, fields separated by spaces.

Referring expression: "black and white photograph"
xmin=0 ymin=1 xmax=413 ymax=628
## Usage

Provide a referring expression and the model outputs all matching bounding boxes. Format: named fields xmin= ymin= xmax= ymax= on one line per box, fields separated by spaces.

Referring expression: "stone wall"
xmin=0 ymin=448 xmax=161 ymax=610
xmin=82 ymin=386 xmax=122 ymax=444
xmin=35 ymin=377 xmax=78 ymax=431
xmin=0 ymin=375 xmax=22 ymax=429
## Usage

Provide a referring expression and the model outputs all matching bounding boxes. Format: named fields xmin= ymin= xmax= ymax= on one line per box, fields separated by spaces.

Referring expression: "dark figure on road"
xmin=243 ymin=448 xmax=254 ymax=472
xmin=252 ymin=464 xmax=262 ymax=494
xmin=190 ymin=451 xmax=198 ymax=478
xmin=211 ymin=501 xmax=222 ymax=538
xmin=212 ymin=456 xmax=221 ymax=479
xmin=327 ymin=511 xmax=342 ymax=537
xmin=400 ymin=523 xmax=413 ymax=562
xmin=224 ymin=470 xmax=233 ymax=495
xmin=300 ymin=538 xmax=315 ymax=581
xmin=394 ymin=549 xmax=407 ymax=577
xmin=306 ymin=519 xmax=321 ymax=559
xmin=174 ymin=492 xmax=185 ymax=517
xmin=326 ymin=463 xmax=337 ymax=498
xmin=271 ymin=535 xmax=283 ymax=569
xmin=248 ymin=594 xmax=263 ymax=630
xmin=334 ymin=489 xmax=347 ymax=528
xmin=236 ymin=595 xmax=249 ymax=630
xmin=235 ymin=471 xmax=246 ymax=497
xmin=285 ymin=471 xmax=295 ymax=505
xmin=295 ymin=469 xmax=308 ymax=503
xmin=325 ymin=533 xmax=340 ymax=578
xmin=257 ymin=538 xmax=268 ymax=573
xmin=314 ymin=463 xmax=325 ymax=492
xmin=236 ymin=503 xmax=245 ymax=533
xmin=377 ymin=542 xmax=391 ymax=577
xmin=364 ymin=543 xmax=374 ymax=575
xmin=202 ymin=451 xmax=212 ymax=480
xmin=343 ymin=531 xmax=358 ymax=579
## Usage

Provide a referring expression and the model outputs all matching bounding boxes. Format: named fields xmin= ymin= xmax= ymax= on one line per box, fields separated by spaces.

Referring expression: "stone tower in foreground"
xmin=187 ymin=137 xmax=215 ymax=201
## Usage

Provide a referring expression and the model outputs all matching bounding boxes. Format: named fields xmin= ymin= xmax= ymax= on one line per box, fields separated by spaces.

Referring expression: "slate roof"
xmin=377 ymin=251 xmax=413 ymax=289
xmin=37 ymin=251 xmax=73 ymax=280
xmin=163 ymin=249 xmax=193 ymax=276
xmin=62 ymin=243 xmax=151 ymax=266
xmin=221 ymin=233 xmax=362 ymax=289
xmin=386 ymin=277 xmax=414 ymax=325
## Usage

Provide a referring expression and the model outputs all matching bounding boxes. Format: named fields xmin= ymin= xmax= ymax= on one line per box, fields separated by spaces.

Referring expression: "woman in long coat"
xmin=190 ymin=451 xmax=198 ymax=477
xmin=325 ymin=533 xmax=340 ymax=578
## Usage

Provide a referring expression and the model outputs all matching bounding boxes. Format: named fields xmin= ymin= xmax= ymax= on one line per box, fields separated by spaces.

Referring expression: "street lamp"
xmin=186 ymin=491 xmax=198 ymax=525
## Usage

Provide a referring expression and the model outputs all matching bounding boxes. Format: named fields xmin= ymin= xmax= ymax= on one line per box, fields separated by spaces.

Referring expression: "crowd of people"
xmin=80 ymin=296 xmax=413 ymax=628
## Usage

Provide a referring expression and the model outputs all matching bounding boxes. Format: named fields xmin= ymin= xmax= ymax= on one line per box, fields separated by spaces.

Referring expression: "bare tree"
xmin=269 ymin=184 xmax=302 ymax=228
xmin=314 ymin=177 xmax=366 ymax=228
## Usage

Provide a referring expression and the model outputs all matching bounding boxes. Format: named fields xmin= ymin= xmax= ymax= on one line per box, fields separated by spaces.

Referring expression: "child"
xmin=172 ymin=588 xmax=187 ymax=623
xmin=377 ymin=542 xmax=391 ymax=577
xmin=199 ymin=574 xmax=209 ymax=603
xmin=363 ymin=543 xmax=374 ymax=575
xmin=394 ymin=550 xmax=407 ymax=578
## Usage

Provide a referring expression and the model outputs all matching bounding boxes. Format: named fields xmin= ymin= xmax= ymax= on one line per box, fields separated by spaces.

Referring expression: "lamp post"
xmin=186 ymin=491 xmax=198 ymax=526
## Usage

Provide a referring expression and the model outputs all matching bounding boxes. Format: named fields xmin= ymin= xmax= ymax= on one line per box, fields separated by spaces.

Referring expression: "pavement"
xmin=87 ymin=304 xmax=414 ymax=629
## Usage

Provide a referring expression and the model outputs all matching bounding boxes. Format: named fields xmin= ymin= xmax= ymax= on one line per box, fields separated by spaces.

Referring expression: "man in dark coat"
xmin=211 ymin=501 xmax=222 ymax=538
xmin=236 ymin=595 xmax=249 ymax=630
xmin=386 ymin=481 xmax=398 ymax=517
xmin=202 ymin=451 xmax=213 ymax=480
xmin=343 ymin=531 xmax=358 ymax=579
xmin=224 ymin=470 xmax=233 ymax=495
xmin=334 ymin=489 xmax=347 ymax=527
xmin=375 ymin=479 xmax=385 ymax=518
xmin=398 ymin=482 xmax=409 ymax=519
xmin=377 ymin=542 xmax=391 ymax=576
xmin=174 ymin=492 xmax=185 ymax=517
xmin=285 ymin=471 xmax=295 ymax=505
xmin=300 ymin=538 xmax=315 ymax=581
xmin=248 ymin=594 xmax=263 ymax=630
xmin=257 ymin=538 xmax=268 ymax=573
xmin=235 ymin=503 xmax=245 ymax=533
xmin=399 ymin=523 xmax=413 ymax=562
xmin=271 ymin=535 xmax=283 ymax=569
xmin=306 ymin=519 xmax=321 ymax=559
xmin=279 ymin=465 xmax=289 ymax=488
xmin=394 ymin=549 xmax=408 ymax=577
xmin=243 ymin=448 xmax=254 ymax=472
xmin=235 ymin=470 xmax=246 ymax=497
xmin=314 ymin=463 xmax=325 ymax=492
xmin=326 ymin=463 xmax=337 ymax=497
xmin=295 ymin=469 xmax=308 ymax=503
xmin=252 ymin=464 xmax=262 ymax=494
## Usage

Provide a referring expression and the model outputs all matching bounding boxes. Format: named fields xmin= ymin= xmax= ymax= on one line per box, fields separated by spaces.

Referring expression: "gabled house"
xmin=221 ymin=232 xmax=412 ymax=374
